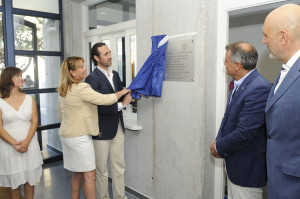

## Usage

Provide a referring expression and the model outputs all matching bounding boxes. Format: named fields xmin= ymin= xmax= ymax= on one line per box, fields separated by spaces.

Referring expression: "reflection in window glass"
xmin=16 ymin=56 xmax=61 ymax=89
xmin=0 ymin=13 xmax=4 ymax=70
xmin=89 ymin=42 xmax=96 ymax=72
xmin=14 ymin=15 xmax=60 ymax=51
xmin=117 ymin=37 xmax=123 ymax=82
xmin=130 ymin=35 xmax=136 ymax=80
xmin=41 ymin=128 xmax=61 ymax=152
xmin=13 ymin=0 xmax=59 ymax=14
xmin=33 ymin=92 xmax=60 ymax=125
xmin=89 ymin=0 xmax=136 ymax=29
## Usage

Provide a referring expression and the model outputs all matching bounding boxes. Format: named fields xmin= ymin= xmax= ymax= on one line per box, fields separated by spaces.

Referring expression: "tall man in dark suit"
xmin=86 ymin=42 xmax=132 ymax=199
xmin=210 ymin=42 xmax=271 ymax=199
xmin=262 ymin=4 xmax=300 ymax=198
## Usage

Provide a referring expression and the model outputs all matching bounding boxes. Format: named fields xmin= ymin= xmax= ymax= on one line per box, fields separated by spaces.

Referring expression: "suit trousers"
xmin=93 ymin=122 xmax=127 ymax=199
xmin=227 ymin=177 xmax=263 ymax=199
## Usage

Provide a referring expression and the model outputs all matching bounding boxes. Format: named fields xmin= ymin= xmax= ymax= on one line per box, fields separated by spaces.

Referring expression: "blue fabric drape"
xmin=128 ymin=35 xmax=168 ymax=98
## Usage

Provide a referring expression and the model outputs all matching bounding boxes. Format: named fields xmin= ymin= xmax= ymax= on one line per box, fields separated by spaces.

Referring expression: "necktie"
xmin=229 ymin=79 xmax=234 ymax=91
xmin=274 ymin=66 xmax=288 ymax=94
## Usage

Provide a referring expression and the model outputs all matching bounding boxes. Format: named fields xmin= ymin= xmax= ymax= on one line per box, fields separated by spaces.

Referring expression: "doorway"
xmin=85 ymin=24 xmax=136 ymax=87
xmin=215 ymin=0 xmax=297 ymax=198
xmin=85 ymin=21 xmax=140 ymax=130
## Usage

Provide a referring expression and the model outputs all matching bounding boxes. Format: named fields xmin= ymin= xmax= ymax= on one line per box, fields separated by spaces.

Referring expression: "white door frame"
xmin=214 ymin=0 xmax=288 ymax=199
xmin=83 ymin=20 xmax=136 ymax=75
xmin=79 ymin=0 xmax=136 ymax=78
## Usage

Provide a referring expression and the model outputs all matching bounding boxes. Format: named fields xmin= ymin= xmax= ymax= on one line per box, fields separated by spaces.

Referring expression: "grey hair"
xmin=225 ymin=41 xmax=258 ymax=70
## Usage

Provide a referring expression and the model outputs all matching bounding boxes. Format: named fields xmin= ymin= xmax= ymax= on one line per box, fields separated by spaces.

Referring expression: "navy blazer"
xmin=85 ymin=68 xmax=124 ymax=140
xmin=265 ymin=57 xmax=300 ymax=199
xmin=216 ymin=69 xmax=271 ymax=187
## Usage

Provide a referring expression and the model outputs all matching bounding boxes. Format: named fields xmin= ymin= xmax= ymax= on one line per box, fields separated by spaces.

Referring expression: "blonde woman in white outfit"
xmin=57 ymin=56 xmax=130 ymax=199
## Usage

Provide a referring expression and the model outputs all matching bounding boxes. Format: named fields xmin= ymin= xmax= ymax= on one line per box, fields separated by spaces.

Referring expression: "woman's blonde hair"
xmin=57 ymin=56 xmax=84 ymax=97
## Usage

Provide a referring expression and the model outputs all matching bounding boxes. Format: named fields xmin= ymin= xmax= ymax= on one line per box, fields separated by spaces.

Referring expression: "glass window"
xmin=117 ymin=37 xmax=124 ymax=82
xmin=14 ymin=15 xmax=61 ymax=51
xmin=13 ymin=0 xmax=59 ymax=14
xmin=102 ymin=40 xmax=110 ymax=48
xmin=0 ymin=13 xmax=4 ymax=70
xmin=41 ymin=128 xmax=61 ymax=151
xmin=89 ymin=0 xmax=136 ymax=29
xmin=16 ymin=56 xmax=61 ymax=89
xmin=33 ymin=92 xmax=60 ymax=125
xmin=130 ymin=35 xmax=136 ymax=80
xmin=8 ymin=0 xmax=64 ymax=163
xmin=89 ymin=41 xmax=96 ymax=72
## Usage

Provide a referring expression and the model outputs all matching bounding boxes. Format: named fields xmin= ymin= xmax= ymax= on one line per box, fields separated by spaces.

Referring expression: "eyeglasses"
xmin=223 ymin=59 xmax=238 ymax=64
xmin=223 ymin=59 xmax=233 ymax=63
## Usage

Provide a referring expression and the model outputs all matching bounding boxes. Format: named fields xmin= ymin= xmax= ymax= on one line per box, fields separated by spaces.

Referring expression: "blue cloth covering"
xmin=128 ymin=35 xmax=168 ymax=98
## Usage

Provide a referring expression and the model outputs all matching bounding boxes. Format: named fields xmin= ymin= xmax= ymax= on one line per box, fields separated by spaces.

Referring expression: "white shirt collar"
xmin=97 ymin=66 xmax=113 ymax=76
xmin=285 ymin=49 xmax=300 ymax=70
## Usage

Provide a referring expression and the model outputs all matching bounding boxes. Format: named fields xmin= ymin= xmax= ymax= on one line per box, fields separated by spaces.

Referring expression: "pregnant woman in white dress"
xmin=0 ymin=67 xmax=42 ymax=199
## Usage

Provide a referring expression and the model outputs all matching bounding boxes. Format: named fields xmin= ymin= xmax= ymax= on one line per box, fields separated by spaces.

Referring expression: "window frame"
xmin=0 ymin=0 xmax=63 ymax=162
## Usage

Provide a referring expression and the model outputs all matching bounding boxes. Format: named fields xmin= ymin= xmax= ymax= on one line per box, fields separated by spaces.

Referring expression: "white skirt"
xmin=60 ymin=135 xmax=95 ymax=172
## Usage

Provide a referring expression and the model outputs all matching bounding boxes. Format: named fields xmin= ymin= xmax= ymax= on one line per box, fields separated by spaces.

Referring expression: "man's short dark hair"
xmin=90 ymin=42 xmax=107 ymax=66
xmin=225 ymin=41 xmax=258 ymax=70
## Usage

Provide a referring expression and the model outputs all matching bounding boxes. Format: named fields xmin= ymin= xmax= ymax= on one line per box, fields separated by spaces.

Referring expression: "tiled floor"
xmin=32 ymin=160 xmax=140 ymax=199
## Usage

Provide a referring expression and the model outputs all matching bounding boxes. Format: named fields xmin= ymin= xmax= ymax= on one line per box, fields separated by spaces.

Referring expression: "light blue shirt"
xmin=229 ymin=69 xmax=255 ymax=104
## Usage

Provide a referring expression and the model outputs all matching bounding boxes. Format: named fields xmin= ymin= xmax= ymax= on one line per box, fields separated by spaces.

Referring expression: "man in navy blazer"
xmin=85 ymin=42 xmax=132 ymax=199
xmin=211 ymin=42 xmax=271 ymax=199
xmin=263 ymin=4 xmax=300 ymax=199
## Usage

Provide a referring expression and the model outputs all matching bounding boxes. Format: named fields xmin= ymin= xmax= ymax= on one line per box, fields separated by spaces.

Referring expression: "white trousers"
xmin=227 ymin=177 xmax=263 ymax=199
xmin=93 ymin=122 xmax=127 ymax=199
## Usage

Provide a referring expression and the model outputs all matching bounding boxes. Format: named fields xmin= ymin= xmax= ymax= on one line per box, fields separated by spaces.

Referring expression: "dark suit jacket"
xmin=85 ymin=68 xmax=124 ymax=140
xmin=216 ymin=69 xmax=271 ymax=187
xmin=265 ymin=57 xmax=300 ymax=198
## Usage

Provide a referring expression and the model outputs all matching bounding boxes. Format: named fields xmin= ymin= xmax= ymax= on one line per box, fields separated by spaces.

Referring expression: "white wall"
xmin=124 ymin=0 xmax=217 ymax=198
xmin=63 ymin=0 xmax=85 ymax=58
